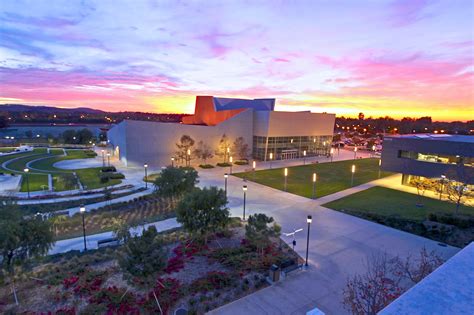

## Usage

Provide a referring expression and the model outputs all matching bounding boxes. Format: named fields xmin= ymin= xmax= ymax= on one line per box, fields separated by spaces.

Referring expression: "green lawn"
xmin=323 ymin=186 xmax=474 ymax=221
xmin=5 ymin=153 xmax=51 ymax=172
xmin=0 ymin=147 xmax=16 ymax=153
xmin=233 ymin=158 xmax=391 ymax=198
xmin=0 ymin=150 xmax=39 ymax=172
xmin=75 ymin=167 xmax=121 ymax=190
xmin=49 ymin=148 xmax=65 ymax=155
xmin=20 ymin=173 xmax=49 ymax=192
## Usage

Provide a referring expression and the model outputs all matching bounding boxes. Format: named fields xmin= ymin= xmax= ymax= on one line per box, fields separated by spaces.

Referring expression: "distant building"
xmin=381 ymin=134 xmax=474 ymax=184
xmin=108 ymin=96 xmax=335 ymax=167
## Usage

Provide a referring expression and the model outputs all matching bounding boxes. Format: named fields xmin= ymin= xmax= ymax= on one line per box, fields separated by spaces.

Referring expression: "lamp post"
xmin=305 ymin=215 xmax=312 ymax=267
xmin=23 ymin=168 xmax=30 ymax=198
xmin=80 ymin=205 xmax=87 ymax=251
xmin=229 ymin=156 xmax=233 ymax=174
xmin=269 ymin=152 xmax=273 ymax=169
xmin=351 ymin=164 xmax=356 ymax=186
xmin=284 ymin=168 xmax=288 ymax=191
xmin=303 ymin=150 xmax=307 ymax=165
xmin=144 ymin=163 xmax=148 ymax=189
xmin=252 ymin=160 xmax=256 ymax=178
xmin=226 ymin=147 xmax=230 ymax=163
xmin=187 ymin=149 xmax=191 ymax=167
xmin=171 ymin=157 xmax=175 ymax=167
xmin=372 ymin=145 xmax=376 ymax=157
xmin=224 ymin=173 xmax=228 ymax=197
xmin=101 ymin=149 xmax=105 ymax=167
xmin=312 ymin=173 xmax=317 ymax=199
xmin=242 ymin=185 xmax=247 ymax=221
xmin=107 ymin=152 xmax=111 ymax=167
xmin=378 ymin=159 xmax=381 ymax=178
xmin=330 ymin=148 xmax=334 ymax=162
xmin=353 ymin=147 xmax=357 ymax=160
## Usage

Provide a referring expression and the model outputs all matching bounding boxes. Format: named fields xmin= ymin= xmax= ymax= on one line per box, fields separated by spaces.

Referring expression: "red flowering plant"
xmin=89 ymin=286 xmax=141 ymax=314
xmin=142 ymin=277 xmax=183 ymax=314
xmin=164 ymin=240 xmax=208 ymax=274
xmin=190 ymin=271 xmax=236 ymax=294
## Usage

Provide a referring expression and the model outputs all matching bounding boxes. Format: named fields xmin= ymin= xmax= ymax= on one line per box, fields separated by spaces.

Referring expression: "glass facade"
xmin=253 ymin=135 xmax=332 ymax=161
xmin=398 ymin=150 xmax=474 ymax=167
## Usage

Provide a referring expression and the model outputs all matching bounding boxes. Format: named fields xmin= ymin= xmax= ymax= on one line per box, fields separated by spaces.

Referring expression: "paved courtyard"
xmin=198 ymin=167 xmax=460 ymax=315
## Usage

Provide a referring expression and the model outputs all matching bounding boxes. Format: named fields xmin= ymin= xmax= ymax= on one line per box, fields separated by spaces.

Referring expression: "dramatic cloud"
xmin=0 ymin=0 xmax=472 ymax=120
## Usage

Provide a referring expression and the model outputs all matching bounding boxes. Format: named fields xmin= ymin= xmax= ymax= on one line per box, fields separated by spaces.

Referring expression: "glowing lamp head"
xmin=80 ymin=205 xmax=86 ymax=213
xmin=252 ymin=161 xmax=256 ymax=168
xmin=330 ymin=148 xmax=334 ymax=154
xmin=269 ymin=153 xmax=273 ymax=160
xmin=227 ymin=147 xmax=230 ymax=153
xmin=187 ymin=149 xmax=191 ymax=155
xmin=303 ymin=150 xmax=306 ymax=156
xmin=312 ymin=173 xmax=317 ymax=182
xmin=307 ymin=215 xmax=312 ymax=224
xmin=24 ymin=168 xmax=29 ymax=173
xmin=171 ymin=157 xmax=175 ymax=161
xmin=284 ymin=168 xmax=288 ymax=176
xmin=229 ymin=156 xmax=233 ymax=163
xmin=354 ymin=147 xmax=358 ymax=152
xmin=144 ymin=163 xmax=148 ymax=168
xmin=351 ymin=165 xmax=356 ymax=173
xmin=107 ymin=153 xmax=110 ymax=157
xmin=243 ymin=185 xmax=248 ymax=192
xmin=372 ymin=145 xmax=376 ymax=151
xmin=224 ymin=173 xmax=228 ymax=179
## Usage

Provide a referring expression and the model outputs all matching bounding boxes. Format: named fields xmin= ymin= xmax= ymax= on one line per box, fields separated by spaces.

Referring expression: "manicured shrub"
xmin=234 ymin=160 xmax=249 ymax=165
xmin=216 ymin=162 xmax=232 ymax=167
xmin=101 ymin=166 xmax=117 ymax=172
xmin=199 ymin=164 xmax=215 ymax=169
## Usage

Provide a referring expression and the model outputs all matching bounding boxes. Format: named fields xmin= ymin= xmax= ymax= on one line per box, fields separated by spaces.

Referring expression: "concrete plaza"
xmin=199 ymin=165 xmax=460 ymax=315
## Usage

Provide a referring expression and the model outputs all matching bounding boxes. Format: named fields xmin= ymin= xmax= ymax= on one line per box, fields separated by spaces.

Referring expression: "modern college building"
xmin=108 ymin=96 xmax=335 ymax=167
xmin=381 ymin=134 xmax=474 ymax=184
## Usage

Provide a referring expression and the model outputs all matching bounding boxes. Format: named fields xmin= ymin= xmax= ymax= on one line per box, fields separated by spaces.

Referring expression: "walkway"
xmin=49 ymin=218 xmax=180 ymax=255
xmin=197 ymin=168 xmax=460 ymax=315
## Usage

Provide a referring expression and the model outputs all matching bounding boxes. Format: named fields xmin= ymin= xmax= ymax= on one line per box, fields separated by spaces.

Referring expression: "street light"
xmin=378 ymin=159 xmax=381 ymax=178
xmin=226 ymin=147 xmax=230 ymax=163
xmin=305 ymin=215 xmax=312 ymax=267
xmin=80 ymin=205 xmax=87 ymax=251
xmin=229 ymin=156 xmax=233 ymax=174
xmin=330 ymin=148 xmax=334 ymax=162
xmin=242 ymin=185 xmax=248 ymax=221
xmin=171 ymin=157 xmax=175 ymax=167
xmin=23 ymin=168 xmax=30 ymax=198
xmin=440 ymin=175 xmax=446 ymax=200
xmin=312 ymin=173 xmax=317 ymax=199
xmin=252 ymin=160 xmax=256 ymax=171
xmin=187 ymin=149 xmax=191 ymax=166
xmin=107 ymin=152 xmax=111 ymax=167
xmin=353 ymin=147 xmax=357 ymax=160
xmin=224 ymin=173 xmax=228 ymax=197
xmin=144 ymin=163 xmax=148 ymax=189
xmin=269 ymin=152 xmax=273 ymax=169
xmin=351 ymin=164 xmax=356 ymax=186
xmin=101 ymin=149 xmax=105 ymax=167
xmin=284 ymin=168 xmax=288 ymax=191
xmin=303 ymin=150 xmax=307 ymax=165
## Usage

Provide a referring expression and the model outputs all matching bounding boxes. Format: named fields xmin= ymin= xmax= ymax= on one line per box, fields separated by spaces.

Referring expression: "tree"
xmin=175 ymin=135 xmax=195 ymax=164
xmin=176 ymin=186 xmax=229 ymax=243
xmin=62 ymin=129 xmax=77 ymax=144
xmin=153 ymin=166 xmax=199 ymax=204
xmin=0 ymin=206 xmax=54 ymax=305
xmin=111 ymin=218 xmax=132 ymax=243
xmin=245 ymin=213 xmax=281 ymax=255
xmin=77 ymin=128 xmax=94 ymax=144
xmin=118 ymin=226 xmax=167 ymax=287
xmin=216 ymin=134 xmax=231 ymax=162
xmin=445 ymin=180 xmax=469 ymax=215
xmin=410 ymin=178 xmax=432 ymax=206
xmin=343 ymin=253 xmax=402 ymax=315
xmin=232 ymin=137 xmax=250 ymax=160
xmin=50 ymin=214 xmax=68 ymax=236
xmin=193 ymin=140 xmax=214 ymax=163
xmin=392 ymin=247 xmax=443 ymax=284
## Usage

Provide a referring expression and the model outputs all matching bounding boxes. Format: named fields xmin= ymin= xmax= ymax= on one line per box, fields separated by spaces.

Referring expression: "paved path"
xmin=197 ymin=169 xmax=460 ymax=315
xmin=49 ymin=218 xmax=180 ymax=255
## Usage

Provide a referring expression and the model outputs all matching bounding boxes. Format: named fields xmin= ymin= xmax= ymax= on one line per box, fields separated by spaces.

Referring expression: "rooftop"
xmin=379 ymin=242 xmax=474 ymax=315
xmin=386 ymin=134 xmax=474 ymax=143
xmin=212 ymin=97 xmax=275 ymax=112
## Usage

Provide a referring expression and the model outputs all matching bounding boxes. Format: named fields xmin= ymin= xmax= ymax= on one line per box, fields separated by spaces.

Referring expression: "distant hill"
xmin=0 ymin=104 xmax=106 ymax=114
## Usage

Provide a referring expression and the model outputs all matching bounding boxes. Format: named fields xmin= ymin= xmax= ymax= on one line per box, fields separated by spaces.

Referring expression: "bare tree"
xmin=445 ymin=180 xmax=469 ymax=215
xmin=410 ymin=178 xmax=432 ymax=206
xmin=232 ymin=136 xmax=250 ymax=161
xmin=175 ymin=135 xmax=195 ymax=164
xmin=392 ymin=247 xmax=443 ymax=284
xmin=215 ymin=134 xmax=230 ymax=163
xmin=193 ymin=140 xmax=214 ymax=164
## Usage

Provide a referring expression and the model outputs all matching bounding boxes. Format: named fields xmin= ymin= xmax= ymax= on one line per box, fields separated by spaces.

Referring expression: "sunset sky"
xmin=1 ymin=0 xmax=473 ymax=121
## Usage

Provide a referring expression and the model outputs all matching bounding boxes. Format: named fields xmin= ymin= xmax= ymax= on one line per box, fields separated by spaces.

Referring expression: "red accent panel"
xmin=182 ymin=96 xmax=245 ymax=126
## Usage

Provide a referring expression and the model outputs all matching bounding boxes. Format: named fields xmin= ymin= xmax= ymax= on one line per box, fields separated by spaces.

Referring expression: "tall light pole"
xmin=107 ymin=152 xmax=111 ymax=167
xmin=23 ymin=168 xmax=30 ymax=198
xmin=187 ymin=149 xmax=191 ymax=167
xmin=284 ymin=167 xmax=288 ymax=191
xmin=101 ymin=149 xmax=105 ymax=167
xmin=305 ymin=215 xmax=312 ymax=267
xmin=252 ymin=160 xmax=256 ymax=178
xmin=312 ymin=173 xmax=317 ymax=199
xmin=224 ymin=173 xmax=228 ymax=197
xmin=144 ymin=163 xmax=148 ymax=189
xmin=229 ymin=156 xmax=233 ymax=174
xmin=226 ymin=147 xmax=230 ymax=163
xmin=242 ymin=185 xmax=247 ymax=221
xmin=303 ymin=150 xmax=307 ymax=165
xmin=330 ymin=148 xmax=334 ymax=162
xmin=372 ymin=145 xmax=376 ymax=157
xmin=80 ymin=205 xmax=87 ymax=251
xmin=440 ymin=175 xmax=446 ymax=200
xmin=353 ymin=147 xmax=357 ymax=160
xmin=269 ymin=152 xmax=273 ymax=169
xmin=171 ymin=157 xmax=175 ymax=167
xmin=378 ymin=159 xmax=381 ymax=178
xmin=351 ymin=164 xmax=356 ymax=186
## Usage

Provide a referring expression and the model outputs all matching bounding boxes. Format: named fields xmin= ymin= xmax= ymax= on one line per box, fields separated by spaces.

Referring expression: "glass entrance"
xmin=281 ymin=149 xmax=298 ymax=160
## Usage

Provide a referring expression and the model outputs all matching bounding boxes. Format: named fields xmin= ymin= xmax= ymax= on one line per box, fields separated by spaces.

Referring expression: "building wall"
xmin=109 ymin=109 xmax=254 ymax=167
xmin=381 ymin=137 xmax=474 ymax=184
